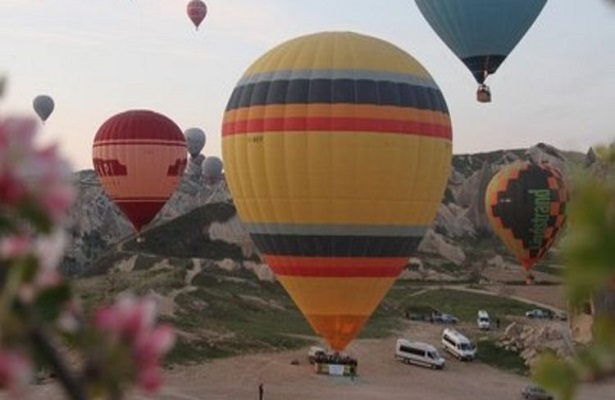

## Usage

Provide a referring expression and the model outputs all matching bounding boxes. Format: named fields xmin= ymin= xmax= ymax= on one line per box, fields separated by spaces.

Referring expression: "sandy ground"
xmin=21 ymin=319 xmax=615 ymax=400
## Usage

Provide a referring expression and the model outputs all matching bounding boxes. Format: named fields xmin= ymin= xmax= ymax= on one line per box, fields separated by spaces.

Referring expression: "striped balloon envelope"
xmin=222 ymin=32 xmax=452 ymax=351
xmin=92 ymin=110 xmax=187 ymax=233
xmin=485 ymin=161 xmax=568 ymax=276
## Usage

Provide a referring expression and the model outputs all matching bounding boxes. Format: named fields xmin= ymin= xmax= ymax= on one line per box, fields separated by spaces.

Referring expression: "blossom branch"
xmin=27 ymin=318 xmax=87 ymax=400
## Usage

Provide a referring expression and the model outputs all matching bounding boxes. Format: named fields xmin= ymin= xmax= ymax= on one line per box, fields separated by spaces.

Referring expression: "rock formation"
xmin=499 ymin=321 xmax=573 ymax=369
xmin=418 ymin=229 xmax=466 ymax=266
xmin=63 ymin=143 xmax=583 ymax=276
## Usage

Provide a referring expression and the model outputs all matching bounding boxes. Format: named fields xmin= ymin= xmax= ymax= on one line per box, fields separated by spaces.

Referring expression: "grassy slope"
xmin=402 ymin=288 xmax=531 ymax=322
xmin=74 ymin=259 xmax=537 ymax=374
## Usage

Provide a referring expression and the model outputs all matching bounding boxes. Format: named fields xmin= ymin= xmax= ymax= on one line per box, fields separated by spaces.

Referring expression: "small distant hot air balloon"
xmin=202 ymin=156 xmax=223 ymax=184
xmin=33 ymin=94 xmax=55 ymax=123
xmin=415 ymin=0 xmax=547 ymax=103
xmin=186 ymin=0 xmax=207 ymax=30
xmin=184 ymin=127 xmax=206 ymax=158
xmin=92 ymin=110 xmax=187 ymax=233
xmin=192 ymin=153 xmax=205 ymax=167
xmin=485 ymin=161 xmax=568 ymax=283
xmin=223 ymin=32 xmax=452 ymax=351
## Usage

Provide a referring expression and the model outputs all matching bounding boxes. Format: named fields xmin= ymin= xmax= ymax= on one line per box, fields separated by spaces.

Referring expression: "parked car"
xmin=521 ymin=384 xmax=553 ymax=400
xmin=405 ymin=311 xmax=432 ymax=321
xmin=434 ymin=313 xmax=459 ymax=324
xmin=477 ymin=310 xmax=491 ymax=330
xmin=525 ymin=309 xmax=553 ymax=319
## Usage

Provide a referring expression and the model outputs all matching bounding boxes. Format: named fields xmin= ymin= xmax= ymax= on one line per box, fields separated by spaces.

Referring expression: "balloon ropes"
xmin=485 ymin=161 xmax=568 ymax=284
xmin=222 ymin=32 xmax=452 ymax=351
xmin=415 ymin=0 xmax=547 ymax=103
xmin=92 ymin=110 xmax=187 ymax=234
xmin=33 ymin=94 xmax=55 ymax=123
xmin=187 ymin=0 xmax=207 ymax=30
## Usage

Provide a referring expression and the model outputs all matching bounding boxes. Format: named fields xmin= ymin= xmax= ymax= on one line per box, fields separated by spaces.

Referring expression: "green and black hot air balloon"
xmin=485 ymin=161 xmax=568 ymax=283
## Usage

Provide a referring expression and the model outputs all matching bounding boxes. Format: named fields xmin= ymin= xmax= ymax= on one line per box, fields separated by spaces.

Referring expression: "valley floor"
xmin=10 ymin=272 xmax=615 ymax=400
xmin=23 ymin=320 xmax=615 ymax=400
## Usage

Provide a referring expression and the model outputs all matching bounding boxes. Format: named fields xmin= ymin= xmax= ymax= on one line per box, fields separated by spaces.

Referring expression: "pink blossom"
xmin=57 ymin=299 xmax=83 ymax=333
xmin=0 ymin=350 xmax=32 ymax=395
xmin=0 ymin=116 xmax=73 ymax=305
xmin=133 ymin=325 xmax=175 ymax=367
xmin=94 ymin=296 xmax=156 ymax=341
xmin=0 ymin=118 xmax=38 ymax=206
xmin=116 ymin=296 xmax=156 ymax=341
xmin=33 ymin=229 xmax=69 ymax=274
xmin=26 ymin=146 xmax=75 ymax=221
xmin=16 ymin=273 xmax=62 ymax=304
xmin=0 ymin=234 xmax=32 ymax=259
xmin=93 ymin=295 xmax=175 ymax=393
xmin=137 ymin=366 xmax=163 ymax=393
xmin=93 ymin=307 xmax=124 ymax=341
xmin=4 ymin=229 xmax=68 ymax=303
xmin=0 ymin=229 xmax=67 ymax=281
xmin=0 ymin=116 xmax=74 ymax=222
xmin=0 ymin=172 xmax=27 ymax=205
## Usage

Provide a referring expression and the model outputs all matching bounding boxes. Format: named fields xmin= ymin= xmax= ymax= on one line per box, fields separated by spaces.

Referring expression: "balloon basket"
xmin=314 ymin=362 xmax=357 ymax=377
xmin=313 ymin=353 xmax=357 ymax=377
xmin=476 ymin=84 xmax=491 ymax=103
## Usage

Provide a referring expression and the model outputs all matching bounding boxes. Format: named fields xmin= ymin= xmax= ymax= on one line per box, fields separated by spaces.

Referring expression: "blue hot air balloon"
xmin=415 ymin=0 xmax=547 ymax=102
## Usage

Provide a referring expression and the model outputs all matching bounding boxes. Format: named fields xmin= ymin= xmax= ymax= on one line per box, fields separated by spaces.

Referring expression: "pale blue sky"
xmin=1 ymin=0 xmax=614 ymax=170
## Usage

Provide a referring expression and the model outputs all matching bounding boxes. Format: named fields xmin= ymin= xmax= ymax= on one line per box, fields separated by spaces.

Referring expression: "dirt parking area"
xmin=23 ymin=320 xmax=614 ymax=400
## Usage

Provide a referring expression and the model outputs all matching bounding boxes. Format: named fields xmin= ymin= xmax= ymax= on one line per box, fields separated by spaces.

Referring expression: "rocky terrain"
xmin=500 ymin=320 xmax=574 ymax=369
xmin=62 ymin=143 xmax=589 ymax=277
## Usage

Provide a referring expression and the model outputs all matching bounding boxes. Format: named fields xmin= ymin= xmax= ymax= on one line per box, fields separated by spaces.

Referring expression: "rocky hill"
xmin=61 ymin=144 xmax=589 ymax=277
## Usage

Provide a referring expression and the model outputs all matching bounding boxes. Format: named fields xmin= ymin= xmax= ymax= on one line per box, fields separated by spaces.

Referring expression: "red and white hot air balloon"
xmin=186 ymin=0 xmax=207 ymax=30
xmin=92 ymin=110 xmax=187 ymax=233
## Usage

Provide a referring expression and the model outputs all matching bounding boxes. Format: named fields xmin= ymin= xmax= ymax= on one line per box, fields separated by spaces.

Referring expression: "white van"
xmin=441 ymin=328 xmax=477 ymax=361
xmin=395 ymin=339 xmax=445 ymax=370
xmin=477 ymin=310 xmax=491 ymax=330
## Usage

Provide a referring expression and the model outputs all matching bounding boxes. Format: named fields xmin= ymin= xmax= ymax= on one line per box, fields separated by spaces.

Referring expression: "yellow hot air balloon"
xmin=222 ymin=32 xmax=452 ymax=351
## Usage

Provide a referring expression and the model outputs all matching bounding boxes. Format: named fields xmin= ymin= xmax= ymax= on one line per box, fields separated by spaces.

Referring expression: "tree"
xmin=0 ymin=85 xmax=174 ymax=398
xmin=533 ymin=144 xmax=615 ymax=400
